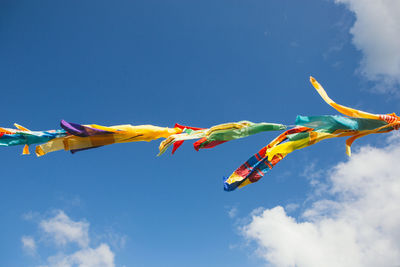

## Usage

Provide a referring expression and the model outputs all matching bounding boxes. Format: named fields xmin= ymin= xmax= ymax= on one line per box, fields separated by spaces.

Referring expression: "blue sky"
xmin=1 ymin=1 xmax=400 ymax=266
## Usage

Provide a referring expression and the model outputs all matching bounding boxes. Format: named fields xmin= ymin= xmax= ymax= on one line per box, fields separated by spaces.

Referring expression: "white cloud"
xmin=335 ymin=0 xmax=400 ymax=89
xmin=40 ymin=210 xmax=89 ymax=248
xmin=45 ymin=244 xmax=115 ymax=267
xmin=241 ymin=134 xmax=400 ymax=267
xmin=22 ymin=211 xmax=40 ymax=221
xmin=23 ymin=210 xmax=117 ymax=267
xmin=284 ymin=203 xmax=299 ymax=213
xmin=22 ymin=236 xmax=37 ymax=255
xmin=228 ymin=207 xmax=238 ymax=219
xmin=102 ymin=231 xmax=127 ymax=251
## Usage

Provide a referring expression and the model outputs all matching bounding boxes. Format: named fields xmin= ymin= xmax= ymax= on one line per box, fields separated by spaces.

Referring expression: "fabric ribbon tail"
xmin=35 ymin=146 xmax=45 ymax=157
xmin=158 ymin=136 xmax=176 ymax=156
xmin=14 ymin=123 xmax=30 ymax=131
xmin=344 ymin=121 xmax=399 ymax=156
xmin=172 ymin=140 xmax=184 ymax=154
xmin=310 ymin=76 xmax=380 ymax=120
xmin=22 ymin=144 xmax=30 ymax=155
xmin=345 ymin=133 xmax=369 ymax=157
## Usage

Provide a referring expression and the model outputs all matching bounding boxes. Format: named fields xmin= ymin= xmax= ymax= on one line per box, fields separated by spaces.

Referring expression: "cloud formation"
xmin=241 ymin=134 xmax=400 ymax=267
xmin=23 ymin=210 xmax=116 ymax=267
xmin=335 ymin=0 xmax=400 ymax=90
xmin=45 ymin=244 xmax=115 ymax=267
xmin=40 ymin=211 xmax=89 ymax=248
xmin=22 ymin=236 xmax=37 ymax=255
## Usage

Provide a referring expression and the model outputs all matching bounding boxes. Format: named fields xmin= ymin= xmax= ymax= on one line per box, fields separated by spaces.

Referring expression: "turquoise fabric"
xmin=0 ymin=130 xmax=66 ymax=146
xmin=295 ymin=115 xmax=388 ymax=132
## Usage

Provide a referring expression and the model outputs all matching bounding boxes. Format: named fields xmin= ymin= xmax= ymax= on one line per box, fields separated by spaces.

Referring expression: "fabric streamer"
xmin=224 ymin=77 xmax=400 ymax=191
xmin=35 ymin=120 xmax=183 ymax=156
xmin=1 ymin=76 xmax=398 ymax=192
xmin=158 ymin=121 xmax=286 ymax=156
xmin=0 ymin=123 xmax=66 ymax=155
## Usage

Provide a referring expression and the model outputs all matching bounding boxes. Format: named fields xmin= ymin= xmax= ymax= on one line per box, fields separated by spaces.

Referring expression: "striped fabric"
xmin=224 ymin=127 xmax=311 ymax=191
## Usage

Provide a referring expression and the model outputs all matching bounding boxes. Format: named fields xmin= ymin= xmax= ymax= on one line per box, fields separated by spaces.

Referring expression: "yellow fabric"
xmin=344 ymin=122 xmax=398 ymax=156
xmin=310 ymin=77 xmax=380 ymax=120
xmin=158 ymin=130 xmax=206 ymax=156
xmin=35 ymin=146 xmax=45 ymax=156
xmin=22 ymin=144 xmax=30 ymax=155
xmin=265 ymin=131 xmax=356 ymax=161
xmin=206 ymin=122 xmax=248 ymax=135
xmin=111 ymin=125 xmax=181 ymax=143
xmin=35 ymin=137 xmax=65 ymax=156
xmin=14 ymin=123 xmax=30 ymax=131
xmin=264 ymin=122 xmax=398 ymax=161
xmin=35 ymin=125 xmax=182 ymax=157
xmin=86 ymin=124 xmax=122 ymax=133
xmin=237 ymin=177 xmax=253 ymax=189
xmin=0 ymin=127 xmax=14 ymax=134
xmin=309 ymin=77 xmax=400 ymax=156
xmin=225 ymin=172 xmax=246 ymax=187
xmin=265 ymin=137 xmax=310 ymax=161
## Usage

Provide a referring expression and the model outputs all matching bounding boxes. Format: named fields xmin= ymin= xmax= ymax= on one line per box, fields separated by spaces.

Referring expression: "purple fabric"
xmin=60 ymin=120 xmax=113 ymax=137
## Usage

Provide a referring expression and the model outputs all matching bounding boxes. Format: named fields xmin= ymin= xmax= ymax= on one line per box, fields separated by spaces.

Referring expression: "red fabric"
xmin=170 ymin=123 xmax=205 ymax=154
xmin=270 ymin=154 xmax=283 ymax=165
xmin=0 ymin=132 xmax=4 ymax=138
xmin=172 ymin=141 xmax=184 ymax=154
xmin=193 ymin=138 xmax=227 ymax=151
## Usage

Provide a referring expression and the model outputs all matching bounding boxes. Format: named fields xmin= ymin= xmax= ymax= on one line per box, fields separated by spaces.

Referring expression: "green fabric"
xmin=207 ymin=121 xmax=286 ymax=142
